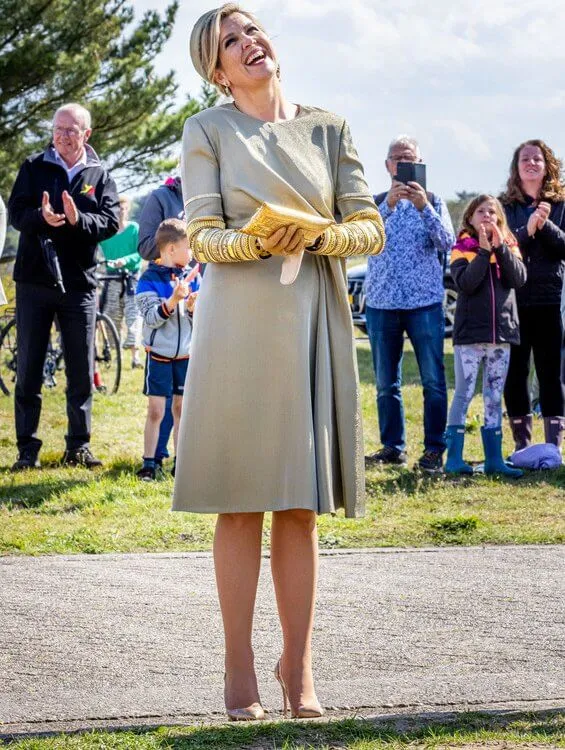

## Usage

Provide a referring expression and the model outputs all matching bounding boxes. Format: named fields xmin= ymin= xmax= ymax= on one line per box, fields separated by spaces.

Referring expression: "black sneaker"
xmin=62 ymin=447 xmax=103 ymax=469
xmin=136 ymin=466 xmax=156 ymax=481
xmin=365 ymin=446 xmax=408 ymax=466
xmin=417 ymin=449 xmax=444 ymax=473
xmin=171 ymin=457 xmax=176 ymax=478
xmin=11 ymin=450 xmax=41 ymax=472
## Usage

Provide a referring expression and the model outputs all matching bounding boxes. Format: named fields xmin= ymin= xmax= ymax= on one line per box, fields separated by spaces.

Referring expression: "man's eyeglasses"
xmin=53 ymin=126 xmax=84 ymax=137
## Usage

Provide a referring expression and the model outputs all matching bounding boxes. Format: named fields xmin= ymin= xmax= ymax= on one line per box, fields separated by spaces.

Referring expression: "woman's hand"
xmin=526 ymin=211 xmax=538 ymax=237
xmin=527 ymin=202 xmax=551 ymax=236
xmin=260 ymin=224 xmax=305 ymax=256
xmin=536 ymin=201 xmax=551 ymax=230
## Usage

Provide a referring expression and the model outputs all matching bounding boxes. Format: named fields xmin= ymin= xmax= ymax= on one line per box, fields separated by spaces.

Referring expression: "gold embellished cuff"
xmin=186 ymin=216 xmax=270 ymax=263
xmin=308 ymin=210 xmax=385 ymax=258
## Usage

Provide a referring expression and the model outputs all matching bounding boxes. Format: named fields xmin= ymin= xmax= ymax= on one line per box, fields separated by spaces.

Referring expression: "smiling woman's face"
xmin=518 ymin=145 xmax=546 ymax=185
xmin=215 ymin=12 xmax=276 ymax=93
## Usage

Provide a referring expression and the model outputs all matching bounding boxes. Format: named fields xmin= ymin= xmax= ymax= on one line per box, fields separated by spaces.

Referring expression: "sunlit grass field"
xmin=1 ymin=270 xmax=564 ymax=556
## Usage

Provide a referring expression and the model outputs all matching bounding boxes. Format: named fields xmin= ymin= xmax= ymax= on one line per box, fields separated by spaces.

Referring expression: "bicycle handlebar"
xmin=94 ymin=260 xmax=136 ymax=284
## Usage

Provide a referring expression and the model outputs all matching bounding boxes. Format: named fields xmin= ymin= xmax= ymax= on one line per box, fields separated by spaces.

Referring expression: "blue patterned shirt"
xmin=365 ymin=194 xmax=455 ymax=310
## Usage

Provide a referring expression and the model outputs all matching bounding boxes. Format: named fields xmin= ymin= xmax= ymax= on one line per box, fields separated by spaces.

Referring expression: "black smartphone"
xmin=396 ymin=162 xmax=427 ymax=190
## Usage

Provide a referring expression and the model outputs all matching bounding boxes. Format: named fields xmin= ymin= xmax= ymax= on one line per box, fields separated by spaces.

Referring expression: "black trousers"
xmin=504 ymin=303 xmax=565 ymax=417
xmin=15 ymin=282 xmax=96 ymax=453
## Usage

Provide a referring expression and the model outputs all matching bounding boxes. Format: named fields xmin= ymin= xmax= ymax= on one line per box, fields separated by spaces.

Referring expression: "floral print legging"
xmin=448 ymin=343 xmax=511 ymax=428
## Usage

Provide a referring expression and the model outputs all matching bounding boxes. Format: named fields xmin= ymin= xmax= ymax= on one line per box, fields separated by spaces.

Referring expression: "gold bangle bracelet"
xmin=192 ymin=227 xmax=269 ymax=263
xmin=308 ymin=216 xmax=385 ymax=258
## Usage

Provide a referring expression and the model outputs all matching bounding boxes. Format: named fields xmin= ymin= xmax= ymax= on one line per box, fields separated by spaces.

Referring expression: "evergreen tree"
xmin=0 ymin=0 xmax=214 ymax=195
xmin=447 ymin=192 xmax=479 ymax=232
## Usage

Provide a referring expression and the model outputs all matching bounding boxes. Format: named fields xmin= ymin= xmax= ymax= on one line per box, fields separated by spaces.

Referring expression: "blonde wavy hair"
xmin=189 ymin=4 xmax=268 ymax=97
xmin=500 ymin=139 xmax=565 ymax=205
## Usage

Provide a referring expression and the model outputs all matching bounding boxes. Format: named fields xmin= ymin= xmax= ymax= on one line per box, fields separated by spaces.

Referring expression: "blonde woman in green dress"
xmin=174 ymin=3 xmax=385 ymax=721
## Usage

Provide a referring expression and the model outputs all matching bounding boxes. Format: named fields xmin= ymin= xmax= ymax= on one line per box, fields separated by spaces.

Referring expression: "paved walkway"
xmin=1 ymin=546 xmax=564 ymax=737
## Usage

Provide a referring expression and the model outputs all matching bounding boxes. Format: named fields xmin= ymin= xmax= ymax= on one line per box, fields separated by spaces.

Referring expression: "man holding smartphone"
xmin=364 ymin=135 xmax=455 ymax=472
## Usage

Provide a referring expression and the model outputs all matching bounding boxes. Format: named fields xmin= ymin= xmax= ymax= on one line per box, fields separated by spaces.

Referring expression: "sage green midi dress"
xmin=172 ymin=103 xmax=377 ymax=518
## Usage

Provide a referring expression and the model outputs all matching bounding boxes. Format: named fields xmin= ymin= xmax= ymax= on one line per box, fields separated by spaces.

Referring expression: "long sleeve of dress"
xmin=181 ymin=117 xmax=268 ymax=263
xmin=309 ymin=121 xmax=385 ymax=257
xmin=307 ymin=208 xmax=385 ymax=257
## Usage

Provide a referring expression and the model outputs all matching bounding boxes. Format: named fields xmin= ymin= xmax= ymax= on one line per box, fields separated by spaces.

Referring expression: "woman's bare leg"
xmin=214 ymin=512 xmax=264 ymax=710
xmin=270 ymin=508 xmax=319 ymax=712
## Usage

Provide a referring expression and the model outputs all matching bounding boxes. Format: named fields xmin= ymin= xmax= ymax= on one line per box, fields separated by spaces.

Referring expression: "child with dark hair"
xmin=445 ymin=195 xmax=526 ymax=477
xmin=135 ymin=219 xmax=200 ymax=480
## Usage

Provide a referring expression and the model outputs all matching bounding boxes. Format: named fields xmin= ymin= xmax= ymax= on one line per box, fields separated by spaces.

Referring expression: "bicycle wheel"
xmin=0 ymin=317 xmax=17 ymax=396
xmin=94 ymin=312 xmax=121 ymax=395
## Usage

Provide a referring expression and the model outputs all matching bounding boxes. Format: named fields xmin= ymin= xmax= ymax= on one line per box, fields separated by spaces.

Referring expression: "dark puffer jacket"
xmin=8 ymin=144 xmax=119 ymax=291
xmin=137 ymin=178 xmax=184 ymax=261
xmin=451 ymin=233 xmax=527 ymax=346
xmin=504 ymin=197 xmax=565 ymax=306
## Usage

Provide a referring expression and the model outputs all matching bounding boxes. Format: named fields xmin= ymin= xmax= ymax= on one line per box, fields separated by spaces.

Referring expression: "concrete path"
xmin=1 ymin=546 xmax=564 ymax=737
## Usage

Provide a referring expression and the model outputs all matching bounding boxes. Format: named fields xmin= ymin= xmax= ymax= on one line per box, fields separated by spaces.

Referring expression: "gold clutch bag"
xmin=240 ymin=203 xmax=333 ymax=246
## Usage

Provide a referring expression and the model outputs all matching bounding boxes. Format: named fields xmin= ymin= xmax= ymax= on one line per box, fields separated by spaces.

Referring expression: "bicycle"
xmin=0 ymin=303 xmax=122 ymax=398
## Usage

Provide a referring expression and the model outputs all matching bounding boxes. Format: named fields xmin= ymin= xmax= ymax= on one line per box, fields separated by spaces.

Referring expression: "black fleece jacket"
xmin=504 ymin=197 xmax=565 ymax=307
xmin=8 ymin=145 xmax=119 ymax=291
xmin=451 ymin=238 xmax=527 ymax=346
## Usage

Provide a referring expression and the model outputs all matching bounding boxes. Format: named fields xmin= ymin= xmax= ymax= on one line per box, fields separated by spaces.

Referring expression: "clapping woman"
xmin=501 ymin=140 xmax=565 ymax=451
xmin=173 ymin=3 xmax=385 ymax=721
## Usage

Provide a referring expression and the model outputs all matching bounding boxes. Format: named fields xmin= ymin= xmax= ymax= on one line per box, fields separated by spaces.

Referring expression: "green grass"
xmin=2 ymin=711 xmax=564 ymax=749
xmin=1 ymin=269 xmax=565 ymax=554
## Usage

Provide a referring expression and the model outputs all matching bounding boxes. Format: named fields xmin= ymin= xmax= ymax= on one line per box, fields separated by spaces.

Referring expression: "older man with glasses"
xmin=364 ymin=135 xmax=455 ymax=473
xmin=8 ymin=102 xmax=119 ymax=470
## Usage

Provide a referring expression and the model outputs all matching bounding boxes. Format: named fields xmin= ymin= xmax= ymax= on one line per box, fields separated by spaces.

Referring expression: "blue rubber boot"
xmin=444 ymin=425 xmax=473 ymax=475
xmin=481 ymin=426 xmax=524 ymax=478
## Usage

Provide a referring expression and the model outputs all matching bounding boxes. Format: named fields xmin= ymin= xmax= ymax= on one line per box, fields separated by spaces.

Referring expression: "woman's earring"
xmin=276 ymin=63 xmax=281 ymax=80
xmin=218 ymin=78 xmax=231 ymax=96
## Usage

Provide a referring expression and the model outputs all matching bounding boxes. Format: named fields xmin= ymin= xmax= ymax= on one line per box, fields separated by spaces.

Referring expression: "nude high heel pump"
xmin=226 ymin=704 xmax=265 ymax=721
xmin=274 ymin=660 xmax=324 ymax=719
xmin=224 ymin=674 xmax=265 ymax=721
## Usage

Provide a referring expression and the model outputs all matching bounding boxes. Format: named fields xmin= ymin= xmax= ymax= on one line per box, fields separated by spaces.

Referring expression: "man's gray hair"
xmin=387 ymin=134 xmax=420 ymax=158
xmin=53 ymin=103 xmax=92 ymax=130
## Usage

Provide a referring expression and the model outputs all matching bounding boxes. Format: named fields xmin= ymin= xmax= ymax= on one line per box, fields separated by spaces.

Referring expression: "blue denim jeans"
xmin=366 ymin=303 xmax=447 ymax=453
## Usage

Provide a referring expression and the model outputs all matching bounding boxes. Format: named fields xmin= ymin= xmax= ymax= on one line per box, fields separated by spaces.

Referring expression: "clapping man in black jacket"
xmin=8 ymin=103 xmax=119 ymax=470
